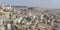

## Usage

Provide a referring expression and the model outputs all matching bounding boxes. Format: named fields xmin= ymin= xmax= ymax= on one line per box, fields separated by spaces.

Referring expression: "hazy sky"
xmin=0 ymin=0 xmax=60 ymax=9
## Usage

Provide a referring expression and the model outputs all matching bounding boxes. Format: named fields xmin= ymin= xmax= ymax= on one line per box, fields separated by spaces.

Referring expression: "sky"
xmin=0 ymin=0 xmax=60 ymax=9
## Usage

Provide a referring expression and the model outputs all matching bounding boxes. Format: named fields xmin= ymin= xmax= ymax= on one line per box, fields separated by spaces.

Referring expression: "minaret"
xmin=1 ymin=4 xmax=6 ymax=9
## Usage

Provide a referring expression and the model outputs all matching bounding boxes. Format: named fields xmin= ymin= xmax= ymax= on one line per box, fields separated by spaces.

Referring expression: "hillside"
xmin=0 ymin=4 xmax=60 ymax=30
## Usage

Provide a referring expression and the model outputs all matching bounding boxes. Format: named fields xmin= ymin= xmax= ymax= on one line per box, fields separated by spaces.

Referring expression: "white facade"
xmin=7 ymin=23 xmax=11 ymax=29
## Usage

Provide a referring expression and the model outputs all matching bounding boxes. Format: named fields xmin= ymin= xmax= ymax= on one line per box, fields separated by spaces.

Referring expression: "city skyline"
xmin=0 ymin=0 xmax=60 ymax=9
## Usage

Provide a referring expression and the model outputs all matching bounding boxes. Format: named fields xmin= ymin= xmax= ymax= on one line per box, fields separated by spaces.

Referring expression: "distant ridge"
xmin=12 ymin=6 xmax=27 ymax=8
